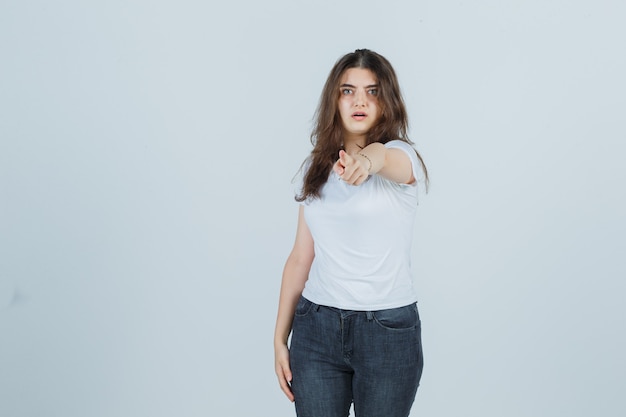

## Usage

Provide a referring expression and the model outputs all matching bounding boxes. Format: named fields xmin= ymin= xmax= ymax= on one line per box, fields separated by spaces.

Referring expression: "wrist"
xmin=274 ymin=333 xmax=289 ymax=347
xmin=357 ymin=152 xmax=372 ymax=173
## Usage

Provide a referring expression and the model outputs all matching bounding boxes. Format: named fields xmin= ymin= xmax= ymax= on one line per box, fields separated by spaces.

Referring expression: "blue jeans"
xmin=290 ymin=296 xmax=424 ymax=417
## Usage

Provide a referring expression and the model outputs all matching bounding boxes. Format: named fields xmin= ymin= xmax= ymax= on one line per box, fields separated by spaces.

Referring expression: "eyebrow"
xmin=340 ymin=83 xmax=379 ymax=88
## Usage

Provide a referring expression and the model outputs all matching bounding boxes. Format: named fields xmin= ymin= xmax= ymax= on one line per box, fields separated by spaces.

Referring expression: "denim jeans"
xmin=290 ymin=296 xmax=424 ymax=417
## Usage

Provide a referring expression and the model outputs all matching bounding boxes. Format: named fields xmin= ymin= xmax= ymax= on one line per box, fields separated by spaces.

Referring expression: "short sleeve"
xmin=384 ymin=140 xmax=426 ymax=188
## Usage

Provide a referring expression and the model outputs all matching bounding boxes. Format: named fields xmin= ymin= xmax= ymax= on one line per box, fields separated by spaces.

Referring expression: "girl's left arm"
xmin=334 ymin=142 xmax=415 ymax=185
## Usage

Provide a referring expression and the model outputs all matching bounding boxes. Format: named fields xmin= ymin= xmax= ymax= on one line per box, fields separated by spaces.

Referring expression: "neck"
xmin=342 ymin=135 xmax=366 ymax=154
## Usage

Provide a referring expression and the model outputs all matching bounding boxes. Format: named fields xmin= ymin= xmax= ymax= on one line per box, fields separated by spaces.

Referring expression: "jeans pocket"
xmin=294 ymin=296 xmax=314 ymax=317
xmin=373 ymin=303 xmax=419 ymax=331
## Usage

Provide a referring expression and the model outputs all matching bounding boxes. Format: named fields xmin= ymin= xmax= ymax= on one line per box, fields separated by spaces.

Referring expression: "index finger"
xmin=340 ymin=149 xmax=354 ymax=161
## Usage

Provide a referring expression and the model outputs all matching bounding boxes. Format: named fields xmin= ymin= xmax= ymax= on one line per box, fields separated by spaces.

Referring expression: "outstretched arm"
xmin=333 ymin=142 xmax=415 ymax=186
xmin=274 ymin=205 xmax=315 ymax=402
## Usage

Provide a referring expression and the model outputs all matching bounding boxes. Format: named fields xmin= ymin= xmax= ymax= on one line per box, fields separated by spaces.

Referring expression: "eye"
xmin=341 ymin=88 xmax=353 ymax=95
xmin=368 ymin=88 xmax=378 ymax=96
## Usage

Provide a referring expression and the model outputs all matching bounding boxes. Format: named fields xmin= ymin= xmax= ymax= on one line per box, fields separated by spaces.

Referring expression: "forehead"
xmin=340 ymin=67 xmax=378 ymax=84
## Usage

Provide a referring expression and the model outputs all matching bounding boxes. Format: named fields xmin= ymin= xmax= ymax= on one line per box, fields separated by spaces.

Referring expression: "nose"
xmin=354 ymin=89 xmax=366 ymax=107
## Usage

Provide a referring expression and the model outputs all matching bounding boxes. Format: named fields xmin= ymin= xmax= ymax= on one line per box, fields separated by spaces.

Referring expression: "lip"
xmin=351 ymin=111 xmax=368 ymax=121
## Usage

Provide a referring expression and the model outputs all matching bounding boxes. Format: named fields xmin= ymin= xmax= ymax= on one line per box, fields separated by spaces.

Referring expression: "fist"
xmin=333 ymin=150 xmax=369 ymax=186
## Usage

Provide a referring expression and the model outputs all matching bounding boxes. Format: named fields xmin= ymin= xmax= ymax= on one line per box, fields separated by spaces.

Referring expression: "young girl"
xmin=274 ymin=49 xmax=428 ymax=417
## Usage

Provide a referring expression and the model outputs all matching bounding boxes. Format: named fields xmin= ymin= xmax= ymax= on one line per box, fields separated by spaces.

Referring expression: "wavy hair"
xmin=296 ymin=49 xmax=428 ymax=201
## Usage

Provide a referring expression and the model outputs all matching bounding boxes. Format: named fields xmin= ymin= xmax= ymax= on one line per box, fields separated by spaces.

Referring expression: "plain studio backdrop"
xmin=1 ymin=1 xmax=624 ymax=416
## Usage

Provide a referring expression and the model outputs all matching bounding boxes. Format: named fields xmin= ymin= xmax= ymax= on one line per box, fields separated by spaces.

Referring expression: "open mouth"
xmin=352 ymin=112 xmax=367 ymax=118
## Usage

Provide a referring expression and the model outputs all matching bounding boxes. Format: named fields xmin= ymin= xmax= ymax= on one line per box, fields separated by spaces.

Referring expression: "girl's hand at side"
xmin=274 ymin=343 xmax=295 ymax=402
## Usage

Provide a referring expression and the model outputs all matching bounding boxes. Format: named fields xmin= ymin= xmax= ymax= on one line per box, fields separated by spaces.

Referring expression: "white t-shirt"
xmin=300 ymin=140 xmax=425 ymax=310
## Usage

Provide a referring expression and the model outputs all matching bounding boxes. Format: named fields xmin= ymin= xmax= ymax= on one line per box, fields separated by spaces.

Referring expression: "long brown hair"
xmin=296 ymin=49 xmax=428 ymax=202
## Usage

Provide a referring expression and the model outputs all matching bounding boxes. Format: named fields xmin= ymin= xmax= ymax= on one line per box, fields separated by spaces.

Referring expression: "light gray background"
xmin=1 ymin=1 xmax=624 ymax=416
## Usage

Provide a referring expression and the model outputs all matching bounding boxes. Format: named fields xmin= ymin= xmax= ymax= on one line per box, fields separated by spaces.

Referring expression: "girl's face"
xmin=337 ymin=68 xmax=380 ymax=143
